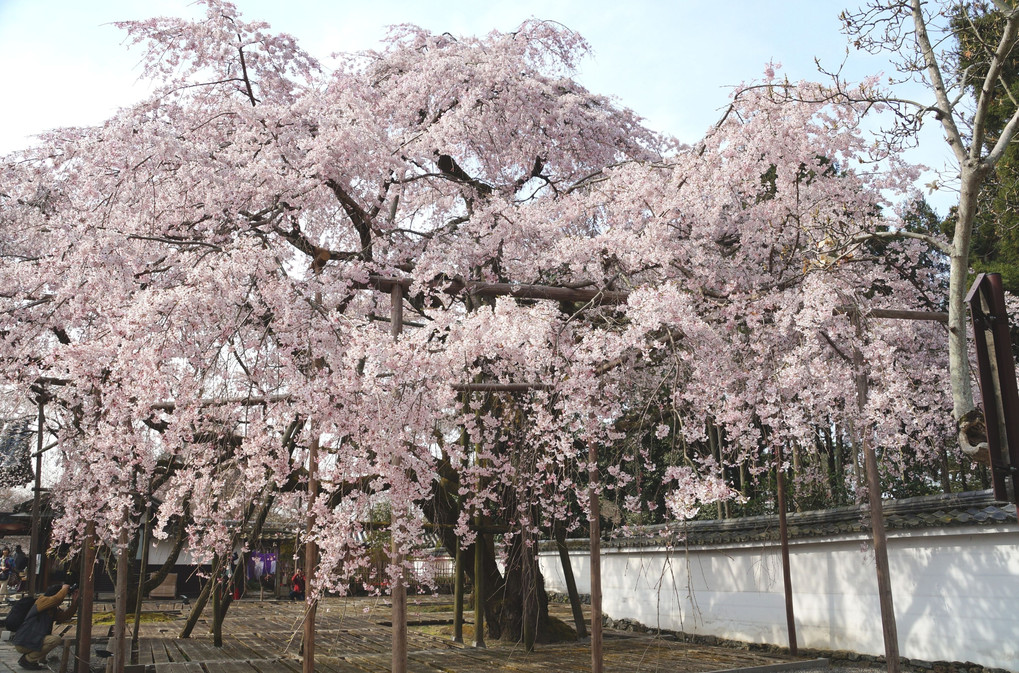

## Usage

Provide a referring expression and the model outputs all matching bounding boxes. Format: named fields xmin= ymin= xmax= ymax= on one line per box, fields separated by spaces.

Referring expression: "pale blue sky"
xmin=0 ymin=1 xmax=955 ymax=212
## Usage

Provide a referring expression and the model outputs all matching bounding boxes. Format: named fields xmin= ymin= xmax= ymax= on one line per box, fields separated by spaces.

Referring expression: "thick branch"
xmin=325 ymin=179 xmax=374 ymax=261
xmin=850 ymin=228 xmax=952 ymax=255
xmin=911 ymin=0 xmax=967 ymax=163
xmin=970 ymin=7 xmax=1019 ymax=161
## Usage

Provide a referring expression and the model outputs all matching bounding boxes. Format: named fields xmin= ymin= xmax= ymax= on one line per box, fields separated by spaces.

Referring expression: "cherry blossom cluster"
xmin=0 ymin=0 xmax=955 ymax=595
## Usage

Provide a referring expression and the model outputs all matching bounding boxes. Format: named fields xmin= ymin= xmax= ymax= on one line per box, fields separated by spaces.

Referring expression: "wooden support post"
xmin=863 ymin=437 xmax=900 ymax=673
xmin=452 ymin=542 xmax=464 ymax=643
xmin=132 ymin=496 xmax=152 ymax=662
xmin=302 ymin=435 xmax=319 ymax=673
xmin=28 ymin=395 xmax=44 ymax=597
xmin=775 ymin=445 xmax=797 ymax=654
xmin=853 ymin=314 xmax=900 ymax=673
xmin=113 ymin=526 xmax=129 ymax=673
xmin=179 ymin=553 xmax=224 ymax=639
xmin=58 ymin=637 xmax=72 ymax=673
xmin=274 ymin=545 xmax=283 ymax=599
xmin=522 ymin=528 xmax=537 ymax=653
xmin=212 ymin=561 xmax=223 ymax=648
xmin=472 ymin=529 xmax=485 ymax=648
xmin=967 ymin=273 xmax=1019 ymax=504
xmin=588 ymin=441 xmax=603 ymax=673
xmin=75 ymin=522 xmax=96 ymax=673
xmin=390 ymin=284 xmax=409 ymax=673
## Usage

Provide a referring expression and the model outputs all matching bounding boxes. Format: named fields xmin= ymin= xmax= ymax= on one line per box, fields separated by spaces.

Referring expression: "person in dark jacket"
xmin=10 ymin=584 xmax=77 ymax=670
xmin=12 ymin=545 xmax=27 ymax=574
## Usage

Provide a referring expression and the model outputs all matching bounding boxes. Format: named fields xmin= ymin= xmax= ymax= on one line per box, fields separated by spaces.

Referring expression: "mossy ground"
xmin=92 ymin=611 xmax=177 ymax=626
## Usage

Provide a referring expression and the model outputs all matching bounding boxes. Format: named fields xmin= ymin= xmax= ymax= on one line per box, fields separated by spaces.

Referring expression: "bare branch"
xmin=911 ymin=0 xmax=968 ymax=163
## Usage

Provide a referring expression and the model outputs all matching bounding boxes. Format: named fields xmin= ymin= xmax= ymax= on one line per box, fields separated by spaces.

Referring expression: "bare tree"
xmin=840 ymin=0 xmax=1019 ymax=453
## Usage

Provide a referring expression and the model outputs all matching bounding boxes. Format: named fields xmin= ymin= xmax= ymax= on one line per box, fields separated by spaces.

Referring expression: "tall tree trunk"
xmin=421 ymin=457 xmax=553 ymax=643
xmin=179 ymin=554 xmax=223 ymax=639
xmin=948 ymin=168 xmax=982 ymax=425
xmin=179 ymin=492 xmax=267 ymax=639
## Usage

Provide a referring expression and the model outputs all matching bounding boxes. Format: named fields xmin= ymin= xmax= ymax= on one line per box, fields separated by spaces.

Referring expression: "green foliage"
xmin=944 ymin=3 xmax=1019 ymax=294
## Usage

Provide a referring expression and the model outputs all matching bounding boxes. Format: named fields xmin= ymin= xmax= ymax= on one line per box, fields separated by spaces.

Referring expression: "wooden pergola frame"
xmin=334 ymin=276 xmax=952 ymax=673
xmin=23 ymin=272 xmax=963 ymax=673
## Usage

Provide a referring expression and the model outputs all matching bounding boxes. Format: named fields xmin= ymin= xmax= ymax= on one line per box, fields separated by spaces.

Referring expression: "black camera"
xmin=67 ymin=583 xmax=78 ymax=592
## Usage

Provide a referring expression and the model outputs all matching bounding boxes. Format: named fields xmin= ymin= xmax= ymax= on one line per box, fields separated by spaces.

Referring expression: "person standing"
xmin=0 ymin=548 xmax=15 ymax=600
xmin=289 ymin=568 xmax=305 ymax=601
xmin=12 ymin=545 xmax=28 ymax=576
xmin=11 ymin=583 xmax=78 ymax=670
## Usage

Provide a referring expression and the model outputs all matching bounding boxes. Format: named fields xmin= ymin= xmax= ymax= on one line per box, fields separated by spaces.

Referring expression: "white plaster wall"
xmin=539 ymin=526 xmax=1019 ymax=672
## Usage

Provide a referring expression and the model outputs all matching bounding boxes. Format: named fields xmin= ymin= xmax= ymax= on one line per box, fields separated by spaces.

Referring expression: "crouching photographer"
xmin=11 ymin=583 xmax=78 ymax=670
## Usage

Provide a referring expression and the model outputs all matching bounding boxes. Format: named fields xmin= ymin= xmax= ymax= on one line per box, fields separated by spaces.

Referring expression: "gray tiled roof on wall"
xmin=545 ymin=490 xmax=1017 ymax=551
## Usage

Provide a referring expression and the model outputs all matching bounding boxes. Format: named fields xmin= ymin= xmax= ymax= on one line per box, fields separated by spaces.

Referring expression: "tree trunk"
xmin=422 ymin=459 xmax=553 ymax=643
xmin=499 ymin=530 xmax=552 ymax=645
xmin=179 ymin=554 xmax=222 ymax=639
xmin=179 ymin=491 xmax=268 ymax=639
xmin=948 ymin=167 xmax=981 ymax=424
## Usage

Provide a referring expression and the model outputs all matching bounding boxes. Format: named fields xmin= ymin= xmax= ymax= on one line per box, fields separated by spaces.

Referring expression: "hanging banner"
xmin=248 ymin=551 xmax=277 ymax=582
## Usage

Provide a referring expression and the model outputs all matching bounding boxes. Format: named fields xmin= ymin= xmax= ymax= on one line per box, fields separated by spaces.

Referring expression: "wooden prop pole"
xmin=853 ymin=314 xmax=900 ymax=673
xmin=472 ymin=524 xmax=485 ymax=648
xmin=28 ymin=395 xmax=44 ymax=597
xmin=302 ymin=435 xmax=319 ymax=673
xmin=132 ymin=497 xmax=152 ymax=661
xmin=390 ymin=285 xmax=409 ymax=673
xmin=113 ymin=526 xmax=129 ymax=673
xmin=775 ymin=445 xmax=797 ymax=654
xmin=588 ymin=441 xmax=602 ymax=673
xmin=554 ymin=524 xmax=587 ymax=639
xmin=453 ymin=542 xmax=464 ymax=643
xmin=75 ymin=523 xmax=96 ymax=673
xmin=213 ymin=559 xmax=223 ymax=648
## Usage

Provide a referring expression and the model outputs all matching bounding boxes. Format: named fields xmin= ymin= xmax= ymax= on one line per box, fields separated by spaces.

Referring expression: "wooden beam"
xmin=366 ymin=275 xmax=629 ymax=305
xmin=149 ymin=393 xmax=291 ymax=411
xmin=453 ymin=382 xmax=550 ymax=392
xmin=836 ymin=306 xmax=948 ymax=323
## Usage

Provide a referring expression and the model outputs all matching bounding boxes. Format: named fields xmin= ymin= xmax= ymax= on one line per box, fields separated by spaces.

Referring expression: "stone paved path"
xmin=0 ymin=596 xmax=840 ymax=673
